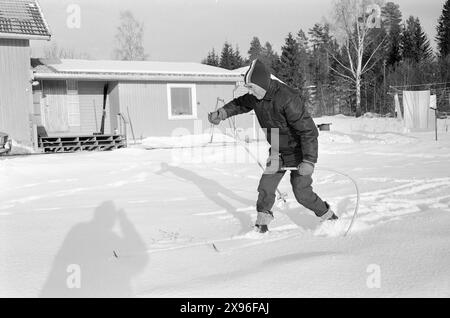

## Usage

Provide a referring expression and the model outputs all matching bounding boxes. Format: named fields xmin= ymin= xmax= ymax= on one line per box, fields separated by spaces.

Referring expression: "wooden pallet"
xmin=38 ymin=135 xmax=127 ymax=153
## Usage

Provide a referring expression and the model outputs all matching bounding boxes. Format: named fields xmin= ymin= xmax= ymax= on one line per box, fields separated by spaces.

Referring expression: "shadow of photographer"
xmin=40 ymin=201 xmax=148 ymax=298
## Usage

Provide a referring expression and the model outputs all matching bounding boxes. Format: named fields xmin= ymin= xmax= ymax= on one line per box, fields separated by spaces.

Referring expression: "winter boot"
xmin=255 ymin=211 xmax=274 ymax=233
xmin=255 ymin=224 xmax=269 ymax=233
xmin=320 ymin=202 xmax=339 ymax=222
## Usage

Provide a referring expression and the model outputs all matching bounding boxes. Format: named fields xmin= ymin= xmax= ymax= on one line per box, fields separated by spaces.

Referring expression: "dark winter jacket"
xmin=222 ymin=79 xmax=319 ymax=163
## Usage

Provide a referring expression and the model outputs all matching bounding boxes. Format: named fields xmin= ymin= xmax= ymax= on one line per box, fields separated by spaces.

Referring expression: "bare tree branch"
xmin=329 ymin=65 xmax=357 ymax=83
xmin=361 ymin=34 xmax=388 ymax=73
xmin=327 ymin=48 xmax=356 ymax=75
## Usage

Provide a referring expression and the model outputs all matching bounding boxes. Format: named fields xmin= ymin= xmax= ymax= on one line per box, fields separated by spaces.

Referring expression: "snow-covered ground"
xmin=1 ymin=116 xmax=449 ymax=297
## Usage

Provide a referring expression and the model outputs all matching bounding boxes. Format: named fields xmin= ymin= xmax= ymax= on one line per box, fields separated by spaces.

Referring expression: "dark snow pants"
xmin=256 ymin=152 xmax=329 ymax=218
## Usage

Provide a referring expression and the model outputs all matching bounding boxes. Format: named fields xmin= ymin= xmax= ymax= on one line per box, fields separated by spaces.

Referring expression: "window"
xmin=167 ymin=84 xmax=197 ymax=120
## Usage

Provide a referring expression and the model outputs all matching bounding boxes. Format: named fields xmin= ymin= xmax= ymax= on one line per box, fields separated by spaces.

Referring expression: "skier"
xmin=208 ymin=59 xmax=338 ymax=233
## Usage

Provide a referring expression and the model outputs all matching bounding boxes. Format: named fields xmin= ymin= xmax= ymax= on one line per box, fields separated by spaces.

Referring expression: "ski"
xmin=210 ymin=226 xmax=306 ymax=253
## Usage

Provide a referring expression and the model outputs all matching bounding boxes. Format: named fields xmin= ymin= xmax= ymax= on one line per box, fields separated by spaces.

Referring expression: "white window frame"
xmin=167 ymin=83 xmax=197 ymax=120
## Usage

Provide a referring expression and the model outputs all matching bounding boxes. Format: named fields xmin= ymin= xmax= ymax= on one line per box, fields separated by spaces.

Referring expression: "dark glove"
xmin=297 ymin=160 xmax=315 ymax=176
xmin=208 ymin=108 xmax=228 ymax=125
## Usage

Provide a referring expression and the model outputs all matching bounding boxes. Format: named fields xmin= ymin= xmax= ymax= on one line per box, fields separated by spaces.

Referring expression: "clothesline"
xmin=390 ymin=81 xmax=450 ymax=90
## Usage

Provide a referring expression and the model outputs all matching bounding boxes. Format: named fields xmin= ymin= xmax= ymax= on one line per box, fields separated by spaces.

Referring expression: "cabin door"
xmin=41 ymin=80 xmax=69 ymax=133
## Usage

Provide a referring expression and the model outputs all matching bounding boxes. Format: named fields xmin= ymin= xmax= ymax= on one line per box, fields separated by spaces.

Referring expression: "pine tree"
xmin=382 ymin=2 xmax=403 ymax=67
xmin=401 ymin=16 xmax=434 ymax=63
xmin=232 ymin=45 xmax=245 ymax=69
xmin=308 ymin=24 xmax=339 ymax=85
xmin=219 ymin=42 xmax=235 ymax=70
xmin=436 ymin=0 xmax=450 ymax=58
xmin=260 ymin=41 xmax=279 ymax=73
xmin=296 ymin=29 xmax=309 ymax=52
xmin=277 ymin=32 xmax=304 ymax=89
xmin=308 ymin=23 xmax=340 ymax=115
xmin=308 ymin=24 xmax=324 ymax=114
xmin=308 ymin=24 xmax=331 ymax=80
xmin=438 ymin=55 xmax=450 ymax=82
xmin=248 ymin=37 xmax=263 ymax=62
xmin=296 ymin=29 xmax=310 ymax=83
xmin=212 ymin=49 xmax=220 ymax=66
xmin=388 ymin=15 xmax=437 ymax=93
xmin=201 ymin=48 xmax=219 ymax=66
xmin=308 ymin=24 xmax=332 ymax=50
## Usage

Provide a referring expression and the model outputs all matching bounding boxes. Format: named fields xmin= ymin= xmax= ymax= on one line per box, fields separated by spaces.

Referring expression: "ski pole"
xmin=234 ymin=138 xmax=287 ymax=200
xmin=209 ymin=98 xmax=225 ymax=143
xmin=225 ymin=118 xmax=287 ymax=203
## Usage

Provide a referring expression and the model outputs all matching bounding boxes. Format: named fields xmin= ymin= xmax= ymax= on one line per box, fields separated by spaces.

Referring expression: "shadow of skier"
xmin=281 ymin=207 xmax=321 ymax=231
xmin=39 ymin=201 xmax=148 ymax=298
xmin=156 ymin=162 xmax=254 ymax=234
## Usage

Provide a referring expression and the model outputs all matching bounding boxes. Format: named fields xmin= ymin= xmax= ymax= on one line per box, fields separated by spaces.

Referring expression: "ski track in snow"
xmin=187 ymin=176 xmax=450 ymax=239
xmin=136 ymin=224 xmax=305 ymax=256
xmin=366 ymin=151 xmax=450 ymax=159
xmin=321 ymin=177 xmax=450 ymax=236
xmin=2 ymin=118 xmax=450 ymax=297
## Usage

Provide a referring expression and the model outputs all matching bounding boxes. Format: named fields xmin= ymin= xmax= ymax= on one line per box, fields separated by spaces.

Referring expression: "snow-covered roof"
xmin=0 ymin=0 xmax=51 ymax=40
xmin=32 ymin=59 xmax=241 ymax=82
xmin=230 ymin=65 xmax=284 ymax=83
xmin=230 ymin=66 xmax=251 ymax=77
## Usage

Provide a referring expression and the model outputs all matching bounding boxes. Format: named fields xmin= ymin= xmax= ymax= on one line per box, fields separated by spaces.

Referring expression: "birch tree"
xmin=114 ymin=11 xmax=148 ymax=61
xmin=329 ymin=0 xmax=386 ymax=117
xmin=43 ymin=42 xmax=90 ymax=59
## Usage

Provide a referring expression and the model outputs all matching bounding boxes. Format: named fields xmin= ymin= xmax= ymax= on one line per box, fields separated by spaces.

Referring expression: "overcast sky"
xmin=33 ymin=0 xmax=445 ymax=62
